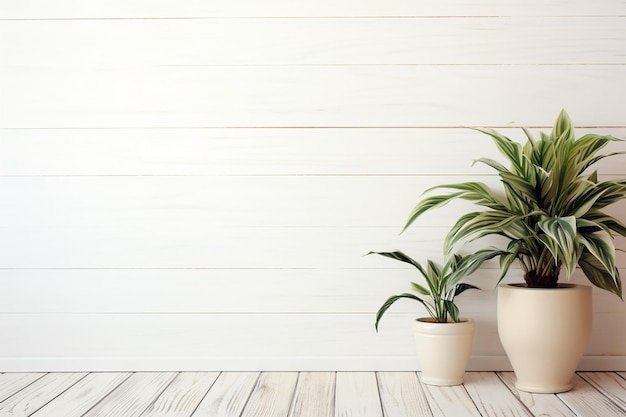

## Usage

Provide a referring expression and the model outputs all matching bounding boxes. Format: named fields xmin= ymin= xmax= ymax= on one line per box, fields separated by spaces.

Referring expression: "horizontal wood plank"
xmin=0 ymin=175 xmax=505 ymax=229
xmin=1 ymin=268 xmax=623 ymax=314
xmin=3 ymin=18 xmax=626 ymax=67
xmin=0 ymin=312 xmax=622 ymax=361
xmin=1 ymin=224 xmax=625 ymax=269
xmin=2 ymin=175 xmax=625 ymax=230
xmin=1 ymin=128 xmax=625 ymax=176
xmin=0 ymin=313 xmax=455 ymax=358
xmin=2 ymin=1 xmax=625 ymax=18
xmin=2 ymin=66 xmax=626 ymax=128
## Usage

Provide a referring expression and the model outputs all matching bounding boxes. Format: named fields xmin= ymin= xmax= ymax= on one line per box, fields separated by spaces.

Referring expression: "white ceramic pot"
xmin=497 ymin=283 xmax=592 ymax=393
xmin=413 ymin=318 xmax=475 ymax=386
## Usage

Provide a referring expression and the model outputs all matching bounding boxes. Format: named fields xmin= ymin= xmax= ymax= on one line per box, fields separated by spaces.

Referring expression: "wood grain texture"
xmin=2 ymin=224 xmax=625 ymax=269
xmin=240 ymin=372 xmax=299 ymax=417
xmin=139 ymin=372 xmax=219 ymax=417
xmin=82 ymin=373 xmax=176 ymax=417
xmin=2 ymin=66 xmax=626 ymax=128
xmin=557 ymin=374 xmax=626 ymax=416
xmin=577 ymin=372 xmax=626 ymax=412
xmin=2 ymin=372 xmax=626 ymax=417
xmin=2 ymin=174 xmax=625 ymax=228
xmin=497 ymin=372 xmax=577 ymax=417
xmin=2 ymin=1 xmax=625 ymax=18
xmin=376 ymin=372 xmax=433 ymax=417
xmin=0 ymin=268 xmax=504 ymax=314
xmin=335 ymin=372 xmax=383 ymax=417
xmin=464 ymin=372 xmax=532 ymax=417
xmin=3 ymin=18 xmax=626 ymax=67
xmin=0 ymin=175 xmax=506 ymax=229
xmin=0 ymin=310 xmax=623 ymax=366
xmin=29 ymin=373 xmax=130 ymax=417
xmin=0 ymin=373 xmax=86 ymax=417
xmin=288 ymin=372 xmax=335 ymax=417
xmin=0 ymin=373 xmax=46 ymax=403
xmin=192 ymin=372 xmax=259 ymax=417
xmin=420 ymin=375 xmax=482 ymax=417
xmin=0 ymin=313 xmax=421 ymax=358
xmin=2 ymin=128 xmax=624 ymax=176
xmin=2 ymin=0 xmax=626 ymax=372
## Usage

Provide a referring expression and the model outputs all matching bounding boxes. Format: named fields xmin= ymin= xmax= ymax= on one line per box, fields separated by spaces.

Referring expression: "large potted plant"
xmin=370 ymin=249 xmax=497 ymax=385
xmin=401 ymin=110 xmax=625 ymax=393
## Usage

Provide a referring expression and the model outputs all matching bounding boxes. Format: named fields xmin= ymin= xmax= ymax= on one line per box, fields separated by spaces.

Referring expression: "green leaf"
xmin=366 ymin=251 xmax=427 ymax=279
xmin=402 ymin=181 xmax=506 ymax=233
xmin=402 ymin=192 xmax=464 ymax=233
xmin=375 ymin=293 xmax=427 ymax=332
xmin=447 ymin=248 xmax=505 ymax=285
xmin=411 ymin=281 xmax=430 ymax=296
xmin=454 ymin=283 xmax=480 ymax=296
xmin=578 ymin=231 xmax=617 ymax=280
xmin=578 ymin=250 xmax=622 ymax=299
xmin=536 ymin=216 xmax=577 ymax=275
xmin=443 ymin=300 xmax=460 ymax=322
xmin=590 ymin=215 xmax=626 ymax=237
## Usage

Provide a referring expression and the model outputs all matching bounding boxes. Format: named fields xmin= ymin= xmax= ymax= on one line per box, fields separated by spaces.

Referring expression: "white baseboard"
xmin=1 ymin=355 xmax=625 ymax=372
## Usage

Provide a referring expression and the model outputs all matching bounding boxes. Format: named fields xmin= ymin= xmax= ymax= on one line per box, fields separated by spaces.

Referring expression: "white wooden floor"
xmin=0 ymin=372 xmax=625 ymax=417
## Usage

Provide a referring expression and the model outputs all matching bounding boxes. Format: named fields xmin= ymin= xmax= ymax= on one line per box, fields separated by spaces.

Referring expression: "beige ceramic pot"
xmin=497 ymin=283 xmax=592 ymax=393
xmin=413 ymin=318 xmax=475 ymax=386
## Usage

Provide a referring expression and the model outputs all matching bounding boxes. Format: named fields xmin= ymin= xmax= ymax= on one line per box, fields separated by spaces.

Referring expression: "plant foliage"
xmin=370 ymin=249 xmax=501 ymax=329
xmin=402 ymin=110 xmax=626 ymax=298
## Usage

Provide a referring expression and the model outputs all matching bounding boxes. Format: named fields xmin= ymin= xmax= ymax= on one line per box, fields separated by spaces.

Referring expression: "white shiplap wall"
xmin=1 ymin=1 xmax=626 ymax=371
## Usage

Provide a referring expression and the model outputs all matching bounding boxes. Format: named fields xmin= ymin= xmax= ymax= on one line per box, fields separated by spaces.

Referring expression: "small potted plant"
xmin=369 ymin=249 xmax=499 ymax=385
xmin=400 ymin=110 xmax=626 ymax=393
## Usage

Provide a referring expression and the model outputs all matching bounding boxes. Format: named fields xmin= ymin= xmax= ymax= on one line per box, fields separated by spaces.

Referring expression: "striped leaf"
xmin=578 ymin=250 xmax=622 ymax=299
xmin=399 ymin=110 xmax=625 ymax=297
xmin=375 ymin=293 xmax=428 ymax=332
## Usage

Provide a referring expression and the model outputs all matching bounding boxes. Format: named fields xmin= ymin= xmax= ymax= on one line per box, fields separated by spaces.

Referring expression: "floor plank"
xmin=2 ymin=371 xmax=626 ymax=417
xmin=578 ymin=372 xmax=626 ymax=412
xmin=191 ymin=372 xmax=259 ymax=417
xmin=139 ymin=372 xmax=220 ymax=417
xmin=288 ymin=371 xmax=335 ymax=417
xmin=419 ymin=374 xmax=482 ymax=417
xmin=335 ymin=372 xmax=383 ymax=417
xmin=377 ymin=372 xmax=433 ymax=417
xmin=464 ymin=372 xmax=533 ymax=417
xmin=558 ymin=374 xmax=626 ymax=416
xmin=82 ymin=372 xmax=177 ymax=417
xmin=241 ymin=372 xmax=299 ymax=417
xmin=0 ymin=373 xmax=86 ymax=417
xmin=29 ymin=373 xmax=130 ymax=417
xmin=0 ymin=373 xmax=46 ymax=403
xmin=497 ymin=372 xmax=576 ymax=417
